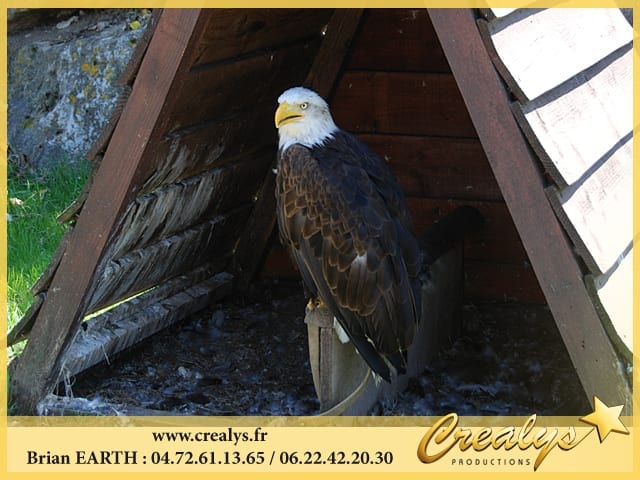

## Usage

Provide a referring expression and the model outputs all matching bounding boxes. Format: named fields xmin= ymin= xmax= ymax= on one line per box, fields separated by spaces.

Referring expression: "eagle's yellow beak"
xmin=275 ymin=102 xmax=303 ymax=128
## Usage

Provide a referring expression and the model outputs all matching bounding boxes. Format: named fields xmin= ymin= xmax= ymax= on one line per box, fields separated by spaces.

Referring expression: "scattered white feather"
xmin=333 ymin=317 xmax=351 ymax=344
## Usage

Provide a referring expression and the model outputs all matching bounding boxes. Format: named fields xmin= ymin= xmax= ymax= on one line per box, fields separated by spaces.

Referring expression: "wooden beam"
xmin=61 ymin=272 xmax=233 ymax=382
xmin=231 ymin=9 xmax=364 ymax=290
xmin=428 ymin=8 xmax=632 ymax=413
xmin=303 ymin=9 xmax=364 ymax=98
xmin=10 ymin=9 xmax=209 ymax=414
xmin=6 ymin=293 xmax=45 ymax=346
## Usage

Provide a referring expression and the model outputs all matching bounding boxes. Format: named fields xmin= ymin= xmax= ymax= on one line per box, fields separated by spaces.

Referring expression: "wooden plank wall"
xmin=30 ymin=9 xmax=333 ymax=321
xmin=478 ymin=8 xmax=633 ymax=360
xmin=10 ymin=9 xmax=335 ymax=412
xmin=89 ymin=8 xmax=332 ymax=311
xmin=264 ymin=9 xmax=544 ymax=304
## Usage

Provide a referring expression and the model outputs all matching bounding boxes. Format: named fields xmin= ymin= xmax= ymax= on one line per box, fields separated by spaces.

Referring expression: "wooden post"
xmin=10 ymin=10 xmax=208 ymax=414
xmin=308 ymin=245 xmax=463 ymax=415
xmin=428 ymin=8 xmax=632 ymax=413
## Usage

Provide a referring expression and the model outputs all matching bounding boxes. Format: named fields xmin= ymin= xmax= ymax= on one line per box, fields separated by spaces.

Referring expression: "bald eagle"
xmin=274 ymin=86 xmax=422 ymax=382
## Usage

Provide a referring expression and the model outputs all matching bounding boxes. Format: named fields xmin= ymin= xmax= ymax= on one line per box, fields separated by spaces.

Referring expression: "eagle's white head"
xmin=275 ymin=87 xmax=339 ymax=151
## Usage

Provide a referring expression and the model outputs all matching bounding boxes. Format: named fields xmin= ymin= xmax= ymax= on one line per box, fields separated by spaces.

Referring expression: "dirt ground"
xmin=66 ymin=277 xmax=592 ymax=417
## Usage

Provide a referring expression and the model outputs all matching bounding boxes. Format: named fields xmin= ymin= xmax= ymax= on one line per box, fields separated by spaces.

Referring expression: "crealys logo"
xmin=416 ymin=396 xmax=629 ymax=471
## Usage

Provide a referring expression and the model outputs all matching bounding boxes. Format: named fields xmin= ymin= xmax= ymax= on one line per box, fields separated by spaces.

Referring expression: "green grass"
xmin=7 ymin=159 xmax=91 ymax=340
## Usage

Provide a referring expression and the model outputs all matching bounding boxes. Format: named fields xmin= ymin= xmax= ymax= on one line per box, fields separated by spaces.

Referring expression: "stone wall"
xmin=8 ymin=9 xmax=151 ymax=169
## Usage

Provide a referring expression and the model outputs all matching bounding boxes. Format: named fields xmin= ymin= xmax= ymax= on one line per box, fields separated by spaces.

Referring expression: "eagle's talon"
xmin=305 ymin=297 xmax=325 ymax=314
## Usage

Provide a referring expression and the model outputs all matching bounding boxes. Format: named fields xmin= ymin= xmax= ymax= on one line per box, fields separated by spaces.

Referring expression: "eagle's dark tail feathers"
xmin=419 ymin=206 xmax=484 ymax=265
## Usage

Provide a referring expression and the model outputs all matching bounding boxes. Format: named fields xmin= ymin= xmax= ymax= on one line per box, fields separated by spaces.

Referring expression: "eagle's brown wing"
xmin=275 ymin=134 xmax=421 ymax=381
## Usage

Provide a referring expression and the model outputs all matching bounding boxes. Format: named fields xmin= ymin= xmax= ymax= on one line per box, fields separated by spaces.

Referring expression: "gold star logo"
xmin=579 ymin=396 xmax=629 ymax=443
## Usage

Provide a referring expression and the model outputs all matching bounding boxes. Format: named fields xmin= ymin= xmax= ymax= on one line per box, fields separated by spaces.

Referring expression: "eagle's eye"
xmin=300 ymin=102 xmax=308 ymax=110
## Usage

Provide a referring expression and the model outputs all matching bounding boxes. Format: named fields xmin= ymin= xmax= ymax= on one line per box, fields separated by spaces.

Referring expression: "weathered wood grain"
xmin=86 ymin=261 xmax=225 ymax=321
xmin=332 ymin=71 xmax=477 ymax=138
xmin=479 ymin=8 xmax=632 ymax=101
xmin=513 ymin=47 xmax=632 ymax=187
xmin=429 ymin=8 xmax=632 ymax=413
xmin=347 ymin=9 xmax=450 ymax=73
xmin=28 ymin=227 xmax=72 ymax=296
xmin=303 ymin=8 xmax=364 ymax=95
xmin=107 ymin=157 xmax=270 ymax=260
xmin=10 ymin=9 xmax=210 ymax=414
xmin=360 ymin=134 xmax=501 ymax=200
xmin=545 ymin=137 xmax=632 ymax=275
xmin=59 ymin=273 xmax=234 ymax=382
xmin=86 ymin=206 xmax=249 ymax=314
xmin=142 ymin=107 xmax=276 ymax=193
xmin=7 ymin=293 xmax=45 ymax=346
xmin=192 ymin=9 xmax=333 ymax=67
xmin=168 ymin=40 xmax=320 ymax=133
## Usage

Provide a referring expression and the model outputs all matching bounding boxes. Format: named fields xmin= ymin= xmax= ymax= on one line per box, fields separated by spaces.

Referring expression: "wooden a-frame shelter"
xmin=8 ymin=8 xmax=633 ymax=414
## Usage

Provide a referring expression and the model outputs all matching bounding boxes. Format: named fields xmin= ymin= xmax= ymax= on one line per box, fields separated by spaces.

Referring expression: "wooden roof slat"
xmin=513 ymin=47 xmax=632 ymax=187
xmin=142 ymin=107 xmax=275 ymax=193
xmin=545 ymin=137 xmax=632 ymax=275
xmin=10 ymin=9 xmax=209 ymax=414
xmin=428 ymin=8 xmax=632 ymax=413
xmin=192 ymin=9 xmax=333 ymax=67
xmin=493 ymin=10 xmax=632 ymax=357
xmin=86 ymin=205 xmax=250 ymax=314
xmin=478 ymin=8 xmax=632 ymax=102
xmin=107 ymin=157 xmax=270 ymax=259
xmin=303 ymin=9 xmax=364 ymax=97
xmin=61 ymin=272 xmax=234 ymax=384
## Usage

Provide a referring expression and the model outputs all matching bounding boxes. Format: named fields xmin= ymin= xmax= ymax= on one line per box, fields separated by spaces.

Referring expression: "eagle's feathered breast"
xmin=276 ymin=129 xmax=422 ymax=381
